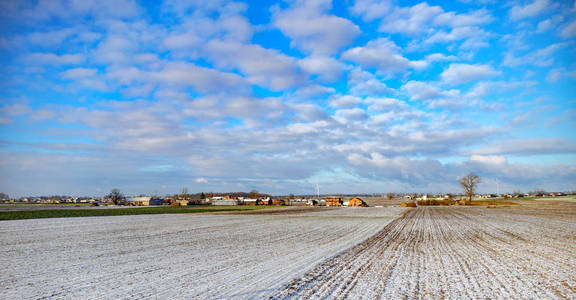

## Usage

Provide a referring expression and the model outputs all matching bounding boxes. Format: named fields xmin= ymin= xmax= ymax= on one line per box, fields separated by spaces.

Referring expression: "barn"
xmin=348 ymin=197 xmax=367 ymax=207
xmin=325 ymin=197 xmax=343 ymax=206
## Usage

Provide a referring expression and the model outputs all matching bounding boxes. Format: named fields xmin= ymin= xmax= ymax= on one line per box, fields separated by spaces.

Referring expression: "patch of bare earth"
xmin=274 ymin=207 xmax=576 ymax=299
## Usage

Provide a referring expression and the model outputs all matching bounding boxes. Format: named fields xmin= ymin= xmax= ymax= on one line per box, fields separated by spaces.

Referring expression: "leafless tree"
xmin=249 ymin=190 xmax=260 ymax=199
xmin=386 ymin=193 xmax=395 ymax=200
xmin=107 ymin=188 xmax=125 ymax=205
xmin=458 ymin=174 xmax=480 ymax=205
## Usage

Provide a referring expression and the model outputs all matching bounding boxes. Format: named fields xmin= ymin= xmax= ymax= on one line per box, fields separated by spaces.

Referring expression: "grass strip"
xmin=0 ymin=205 xmax=277 ymax=221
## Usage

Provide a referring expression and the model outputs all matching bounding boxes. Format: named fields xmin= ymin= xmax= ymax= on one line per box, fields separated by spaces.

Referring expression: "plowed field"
xmin=275 ymin=207 xmax=576 ymax=299
xmin=0 ymin=208 xmax=404 ymax=299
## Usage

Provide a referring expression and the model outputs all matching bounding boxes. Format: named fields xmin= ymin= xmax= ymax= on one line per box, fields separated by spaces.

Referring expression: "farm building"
xmin=306 ymin=199 xmax=319 ymax=206
xmin=241 ymin=198 xmax=258 ymax=206
xmin=348 ymin=197 xmax=367 ymax=207
xmin=126 ymin=196 xmax=151 ymax=206
xmin=325 ymin=197 xmax=343 ymax=207
xmin=212 ymin=199 xmax=238 ymax=205
xmin=272 ymin=199 xmax=285 ymax=205
xmin=149 ymin=198 xmax=164 ymax=206
xmin=257 ymin=197 xmax=272 ymax=205
xmin=171 ymin=199 xmax=189 ymax=206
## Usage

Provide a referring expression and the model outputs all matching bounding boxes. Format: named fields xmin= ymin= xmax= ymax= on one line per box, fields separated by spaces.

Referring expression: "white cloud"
xmin=537 ymin=19 xmax=554 ymax=33
xmin=347 ymin=68 xmax=391 ymax=96
xmin=342 ymin=38 xmax=427 ymax=73
xmin=433 ymin=9 xmax=493 ymax=27
xmin=469 ymin=138 xmax=576 ymax=156
xmin=151 ymin=61 xmax=247 ymax=93
xmin=26 ymin=28 xmax=75 ymax=49
xmin=334 ymin=108 xmax=368 ymax=123
xmin=349 ymin=0 xmax=391 ymax=21
xmin=195 ymin=177 xmax=208 ymax=183
xmin=469 ymin=155 xmax=507 ymax=166
xmin=161 ymin=0 xmax=246 ymax=17
xmin=441 ymin=63 xmax=501 ymax=85
xmin=60 ymin=68 xmax=98 ymax=79
xmin=203 ymin=40 xmax=304 ymax=90
xmin=546 ymin=68 xmax=562 ymax=82
xmin=329 ymin=95 xmax=363 ymax=109
xmin=402 ymin=81 xmax=442 ymax=100
xmin=274 ymin=2 xmax=361 ymax=55
xmin=503 ymin=42 xmax=570 ymax=67
xmin=560 ymin=20 xmax=576 ymax=38
xmin=425 ymin=53 xmax=458 ymax=63
xmin=298 ymin=55 xmax=347 ymax=83
xmin=25 ymin=53 xmax=84 ymax=65
xmin=425 ymin=26 xmax=489 ymax=45
xmin=294 ymin=85 xmax=335 ymax=98
xmin=163 ymin=31 xmax=202 ymax=52
xmin=379 ymin=2 xmax=443 ymax=35
xmin=15 ymin=0 xmax=141 ymax=22
xmin=509 ymin=0 xmax=549 ymax=20
xmin=365 ymin=97 xmax=409 ymax=112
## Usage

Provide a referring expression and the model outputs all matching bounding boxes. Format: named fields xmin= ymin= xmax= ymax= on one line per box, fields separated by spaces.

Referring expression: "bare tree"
xmin=249 ymin=190 xmax=260 ymax=199
xmin=386 ymin=193 xmax=395 ymax=201
xmin=458 ymin=174 xmax=480 ymax=205
xmin=107 ymin=188 xmax=125 ymax=205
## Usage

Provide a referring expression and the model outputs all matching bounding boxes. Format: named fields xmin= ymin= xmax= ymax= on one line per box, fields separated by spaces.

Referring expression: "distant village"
xmin=0 ymin=190 xmax=572 ymax=207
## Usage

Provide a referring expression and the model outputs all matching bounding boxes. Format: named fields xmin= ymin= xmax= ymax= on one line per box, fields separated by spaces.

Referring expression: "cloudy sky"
xmin=0 ymin=0 xmax=575 ymax=197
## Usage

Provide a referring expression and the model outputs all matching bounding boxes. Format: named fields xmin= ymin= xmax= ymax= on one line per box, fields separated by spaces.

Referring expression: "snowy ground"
xmin=274 ymin=206 xmax=576 ymax=299
xmin=0 ymin=207 xmax=403 ymax=299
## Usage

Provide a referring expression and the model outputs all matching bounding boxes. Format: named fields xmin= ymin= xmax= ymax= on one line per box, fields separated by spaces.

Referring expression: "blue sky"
xmin=0 ymin=0 xmax=575 ymax=197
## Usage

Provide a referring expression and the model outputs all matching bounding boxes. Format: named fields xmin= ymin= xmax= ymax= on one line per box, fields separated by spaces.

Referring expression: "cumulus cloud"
xmin=60 ymin=68 xmax=98 ymax=79
xmin=401 ymin=81 xmax=443 ymax=100
xmin=2 ymin=0 xmax=575 ymax=196
xmin=329 ymin=95 xmax=363 ymax=109
xmin=203 ymin=40 xmax=304 ymax=90
xmin=503 ymin=42 xmax=570 ymax=67
xmin=334 ymin=108 xmax=368 ymax=123
xmin=342 ymin=38 xmax=427 ymax=73
xmin=379 ymin=2 xmax=443 ymax=35
xmin=433 ymin=9 xmax=493 ymax=27
xmin=468 ymin=139 xmax=576 ymax=156
xmin=298 ymin=55 xmax=347 ymax=83
xmin=366 ymin=97 xmax=410 ymax=112
xmin=25 ymin=53 xmax=84 ymax=65
xmin=151 ymin=62 xmax=247 ymax=93
xmin=349 ymin=0 xmax=391 ymax=21
xmin=440 ymin=63 xmax=501 ymax=85
xmin=560 ymin=20 xmax=576 ymax=38
xmin=469 ymin=155 xmax=507 ymax=166
xmin=425 ymin=53 xmax=458 ymax=62
xmin=274 ymin=1 xmax=361 ymax=55
xmin=424 ymin=26 xmax=490 ymax=47
xmin=195 ymin=177 xmax=208 ymax=183
xmin=509 ymin=0 xmax=549 ymax=20
xmin=347 ymin=68 xmax=391 ymax=96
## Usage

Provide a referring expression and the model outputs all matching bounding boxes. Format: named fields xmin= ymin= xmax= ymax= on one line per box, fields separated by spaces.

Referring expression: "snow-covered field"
xmin=275 ymin=206 xmax=576 ymax=299
xmin=0 ymin=207 xmax=403 ymax=299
